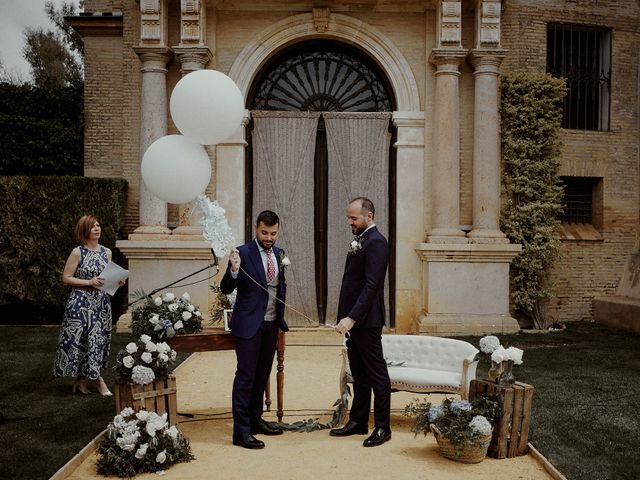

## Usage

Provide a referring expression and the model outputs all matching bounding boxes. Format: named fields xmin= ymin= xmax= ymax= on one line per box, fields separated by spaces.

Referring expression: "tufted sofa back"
xmin=382 ymin=335 xmax=479 ymax=372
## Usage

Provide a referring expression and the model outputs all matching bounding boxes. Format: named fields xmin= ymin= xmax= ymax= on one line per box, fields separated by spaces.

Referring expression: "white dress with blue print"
xmin=53 ymin=245 xmax=112 ymax=380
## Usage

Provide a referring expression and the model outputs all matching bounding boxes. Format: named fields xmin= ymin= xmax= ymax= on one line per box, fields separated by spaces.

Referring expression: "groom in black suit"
xmin=221 ymin=210 xmax=289 ymax=449
xmin=330 ymin=197 xmax=391 ymax=447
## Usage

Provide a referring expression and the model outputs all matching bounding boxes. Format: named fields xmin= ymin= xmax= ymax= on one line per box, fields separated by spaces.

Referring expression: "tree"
xmin=0 ymin=57 xmax=25 ymax=85
xmin=22 ymin=1 xmax=84 ymax=88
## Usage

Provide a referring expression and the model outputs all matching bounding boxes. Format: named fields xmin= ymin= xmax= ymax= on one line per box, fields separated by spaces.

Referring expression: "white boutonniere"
xmin=278 ymin=251 xmax=291 ymax=271
xmin=348 ymin=236 xmax=362 ymax=255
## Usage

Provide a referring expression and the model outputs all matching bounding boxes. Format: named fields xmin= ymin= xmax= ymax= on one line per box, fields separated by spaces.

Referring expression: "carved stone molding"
xmin=312 ymin=7 xmax=330 ymax=33
xmin=438 ymin=0 xmax=462 ymax=48
xmin=476 ymin=0 xmax=502 ymax=48
xmin=140 ymin=0 xmax=166 ymax=45
xmin=228 ymin=12 xmax=420 ymax=112
xmin=133 ymin=45 xmax=172 ymax=73
xmin=468 ymin=49 xmax=507 ymax=75
xmin=173 ymin=45 xmax=213 ymax=75
xmin=180 ymin=0 xmax=205 ymax=45
xmin=429 ymin=48 xmax=467 ymax=75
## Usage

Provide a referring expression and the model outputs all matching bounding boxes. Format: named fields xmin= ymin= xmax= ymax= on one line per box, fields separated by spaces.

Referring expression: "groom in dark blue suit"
xmin=221 ymin=210 xmax=289 ymax=449
xmin=330 ymin=197 xmax=391 ymax=447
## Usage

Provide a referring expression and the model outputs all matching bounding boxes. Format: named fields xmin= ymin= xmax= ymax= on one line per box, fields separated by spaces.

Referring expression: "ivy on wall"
xmin=500 ymin=72 xmax=566 ymax=328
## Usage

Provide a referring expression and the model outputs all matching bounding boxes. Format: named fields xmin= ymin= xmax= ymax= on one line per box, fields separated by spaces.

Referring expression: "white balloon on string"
xmin=170 ymin=69 xmax=245 ymax=145
xmin=141 ymin=135 xmax=211 ymax=204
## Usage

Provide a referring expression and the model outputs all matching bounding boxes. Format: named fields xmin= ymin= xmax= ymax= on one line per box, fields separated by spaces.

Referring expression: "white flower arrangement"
xmin=97 ymin=408 xmax=194 ymax=477
xmin=348 ymin=236 xmax=362 ymax=255
xmin=479 ymin=335 xmax=524 ymax=365
xmin=132 ymin=291 xmax=203 ymax=342
xmin=115 ymin=336 xmax=177 ymax=385
xmin=196 ymin=193 xmax=236 ymax=258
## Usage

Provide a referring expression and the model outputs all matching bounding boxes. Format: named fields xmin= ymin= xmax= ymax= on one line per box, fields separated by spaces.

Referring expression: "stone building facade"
xmin=70 ymin=0 xmax=640 ymax=333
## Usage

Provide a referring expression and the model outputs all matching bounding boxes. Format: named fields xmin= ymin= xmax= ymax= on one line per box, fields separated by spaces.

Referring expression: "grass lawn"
xmin=0 ymin=326 xmax=189 ymax=480
xmin=458 ymin=323 xmax=640 ymax=480
xmin=0 ymin=322 xmax=638 ymax=480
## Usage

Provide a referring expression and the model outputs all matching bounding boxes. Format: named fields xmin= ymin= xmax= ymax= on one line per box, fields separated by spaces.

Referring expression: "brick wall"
xmin=502 ymin=0 xmax=640 ymax=322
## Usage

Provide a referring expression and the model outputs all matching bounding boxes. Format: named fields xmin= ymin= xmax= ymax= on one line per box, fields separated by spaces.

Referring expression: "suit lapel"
xmin=248 ymin=240 xmax=267 ymax=286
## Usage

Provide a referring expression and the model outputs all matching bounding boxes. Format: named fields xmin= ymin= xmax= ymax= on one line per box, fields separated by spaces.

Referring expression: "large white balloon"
xmin=170 ymin=70 xmax=245 ymax=145
xmin=141 ymin=135 xmax=211 ymax=204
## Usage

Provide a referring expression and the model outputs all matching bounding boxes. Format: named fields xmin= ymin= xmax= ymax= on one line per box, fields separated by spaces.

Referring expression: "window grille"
xmin=250 ymin=41 xmax=393 ymax=112
xmin=547 ymin=23 xmax=611 ymax=131
xmin=560 ymin=177 xmax=596 ymax=224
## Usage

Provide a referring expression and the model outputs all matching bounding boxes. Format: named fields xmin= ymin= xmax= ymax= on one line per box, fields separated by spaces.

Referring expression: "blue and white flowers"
xmin=132 ymin=291 xmax=203 ymax=342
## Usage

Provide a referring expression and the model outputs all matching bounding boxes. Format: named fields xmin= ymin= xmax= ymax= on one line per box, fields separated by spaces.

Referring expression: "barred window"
xmin=559 ymin=177 xmax=603 ymax=240
xmin=547 ymin=23 xmax=611 ymax=131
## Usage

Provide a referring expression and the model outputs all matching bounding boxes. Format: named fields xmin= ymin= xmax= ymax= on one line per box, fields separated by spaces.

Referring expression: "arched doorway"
xmin=245 ymin=40 xmax=397 ymax=327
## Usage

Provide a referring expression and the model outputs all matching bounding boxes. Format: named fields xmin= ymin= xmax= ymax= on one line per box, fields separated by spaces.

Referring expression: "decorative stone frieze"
xmin=312 ymin=7 xmax=330 ymax=33
xmin=477 ymin=0 xmax=502 ymax=48
xmin=438 ymin=1 xmax=462 ymax=48
xmin=140 ymin=0 xmax=166 ymax=45
xmin=180 ymin=0 xmax=205 ymax=45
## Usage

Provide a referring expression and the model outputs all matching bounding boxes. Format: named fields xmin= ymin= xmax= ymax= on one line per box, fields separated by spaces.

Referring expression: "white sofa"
xmin=341 ymin=334 xmax=479 ymax=399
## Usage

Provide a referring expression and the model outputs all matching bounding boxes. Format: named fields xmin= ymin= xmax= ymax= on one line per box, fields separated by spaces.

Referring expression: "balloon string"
xmin=236 ymin=265 xmax=321 ymax=326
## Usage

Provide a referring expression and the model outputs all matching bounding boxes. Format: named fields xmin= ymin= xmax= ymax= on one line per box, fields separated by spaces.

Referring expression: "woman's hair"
xmin=75 ymin=215 xmax=99 ymax=244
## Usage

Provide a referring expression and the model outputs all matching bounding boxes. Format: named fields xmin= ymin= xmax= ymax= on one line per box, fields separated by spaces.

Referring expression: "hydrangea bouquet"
xmin=114 ymin=335 xmax=177 ymax=385
xmin=404 ymin=396 xmax=500 ymax=458
xmin=96 ymin=407 xmax=194 ymax=477
xmin=479 ymin=335 xmax=524 ymax=385
xmin=132 ymin=292 xmax=203 ymax=342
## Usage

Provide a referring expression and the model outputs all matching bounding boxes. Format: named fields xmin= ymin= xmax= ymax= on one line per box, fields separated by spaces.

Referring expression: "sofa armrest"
xmin=460 ymin=353 xmax=479 ymax=400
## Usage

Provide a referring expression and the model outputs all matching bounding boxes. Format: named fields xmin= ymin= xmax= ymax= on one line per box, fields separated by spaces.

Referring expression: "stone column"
xmin=468 ymin=51 xmax=508 ymax=242
xmin=171 ymin=46 xmax=213 ymax=238
xmin=428 ymin=50 xmax=467 ymax=242
xmin=132 ymin=46 xmax=172 ymax=237
xmin=393 ymin=112 xmax=425 ymax=333
xmin=216 ymin=111 xmax=250 ymax=244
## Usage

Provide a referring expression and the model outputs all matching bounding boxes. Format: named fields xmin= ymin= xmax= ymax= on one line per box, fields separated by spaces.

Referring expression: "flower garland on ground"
xmin=114 ymin=335 xmax=177 ymax=385
xmin=96 ymin=408 xmax=194 ymax=477
xmin=132 ymin=292 xmax=203 ymax=342
xmin=404 ymin=396 xmax=500 ymax=456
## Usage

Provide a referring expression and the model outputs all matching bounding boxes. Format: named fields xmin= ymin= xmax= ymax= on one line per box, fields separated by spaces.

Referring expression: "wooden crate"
xmin=469 ymin=379 xmax=534 ymax=459
xmin=115 ymin=374 xmax=178 ymax=426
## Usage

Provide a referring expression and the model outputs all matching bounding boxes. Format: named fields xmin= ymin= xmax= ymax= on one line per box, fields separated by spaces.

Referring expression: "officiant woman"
xmin=53 ymin=215 xmax=125 ymax=396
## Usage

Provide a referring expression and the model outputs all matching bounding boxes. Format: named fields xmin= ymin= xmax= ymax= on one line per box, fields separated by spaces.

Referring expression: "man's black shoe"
xmin=329 ymin=420 xmax=368 ymax=437
xmin=252 ymin=419 xmax=283 ymax=436
xmin=363 ymin=427 xmax=391 ymax=447
xmin=232 ymin=432 xmax=265 ymax=449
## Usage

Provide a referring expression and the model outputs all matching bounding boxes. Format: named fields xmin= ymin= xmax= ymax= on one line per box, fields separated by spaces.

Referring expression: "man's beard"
xmin=257 ymin=239 xmax=275 ymax=249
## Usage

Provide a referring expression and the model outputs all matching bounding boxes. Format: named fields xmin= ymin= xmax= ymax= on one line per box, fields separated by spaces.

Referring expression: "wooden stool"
xmin=469 ymin=379 xmax=534 ymax=459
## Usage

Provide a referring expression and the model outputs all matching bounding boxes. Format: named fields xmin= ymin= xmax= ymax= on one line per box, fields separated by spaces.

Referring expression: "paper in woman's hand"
xmin=97 ymin=261 xmax=129 ymax=296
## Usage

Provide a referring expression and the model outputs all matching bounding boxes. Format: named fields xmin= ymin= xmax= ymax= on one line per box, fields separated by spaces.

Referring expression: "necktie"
xmin=266 ymin=249 xmax=276 ymax=282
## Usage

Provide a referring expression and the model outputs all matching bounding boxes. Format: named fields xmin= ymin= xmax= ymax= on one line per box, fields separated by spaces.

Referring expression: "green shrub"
xmin=0 ymin=82 xmax=83 ymax=175
xmin=500 ymin=72 xmax=566 ymax=328
xmin=0 ymin=176 xmax=127 ymax=318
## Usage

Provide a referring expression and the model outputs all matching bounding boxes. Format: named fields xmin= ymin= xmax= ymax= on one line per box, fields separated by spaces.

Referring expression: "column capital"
xmin=429 ymin=48 xmax=467 ymax=74
xmin=468 ymin=49 xmax=507 ymax=73
xmin=133 ymin=45 xmax=172 ymax=73
xmin=172 ymin=45 xmax=213 ymax=74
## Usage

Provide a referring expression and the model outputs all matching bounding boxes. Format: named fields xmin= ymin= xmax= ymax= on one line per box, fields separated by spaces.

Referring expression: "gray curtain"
xmin=324 ymin=112 xmax=392 ymax=326
xmin=251 ymin=111 xmax=321 ymax=326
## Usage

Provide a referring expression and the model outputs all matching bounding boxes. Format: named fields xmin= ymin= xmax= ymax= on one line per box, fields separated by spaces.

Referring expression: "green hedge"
xmin=0 ymin=176 xmax=127 ymax=318
xmin=500 ymin=72 xmax=566 ymax=328
xmin=0 ymin=83 xmax=83 ymax=175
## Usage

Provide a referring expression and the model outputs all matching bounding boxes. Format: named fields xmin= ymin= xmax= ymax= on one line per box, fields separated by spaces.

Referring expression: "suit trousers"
xmin=346 ymin=327 xmax=391 ymax=430
xmin=232 ymin=320 xmax=279 ymax=434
